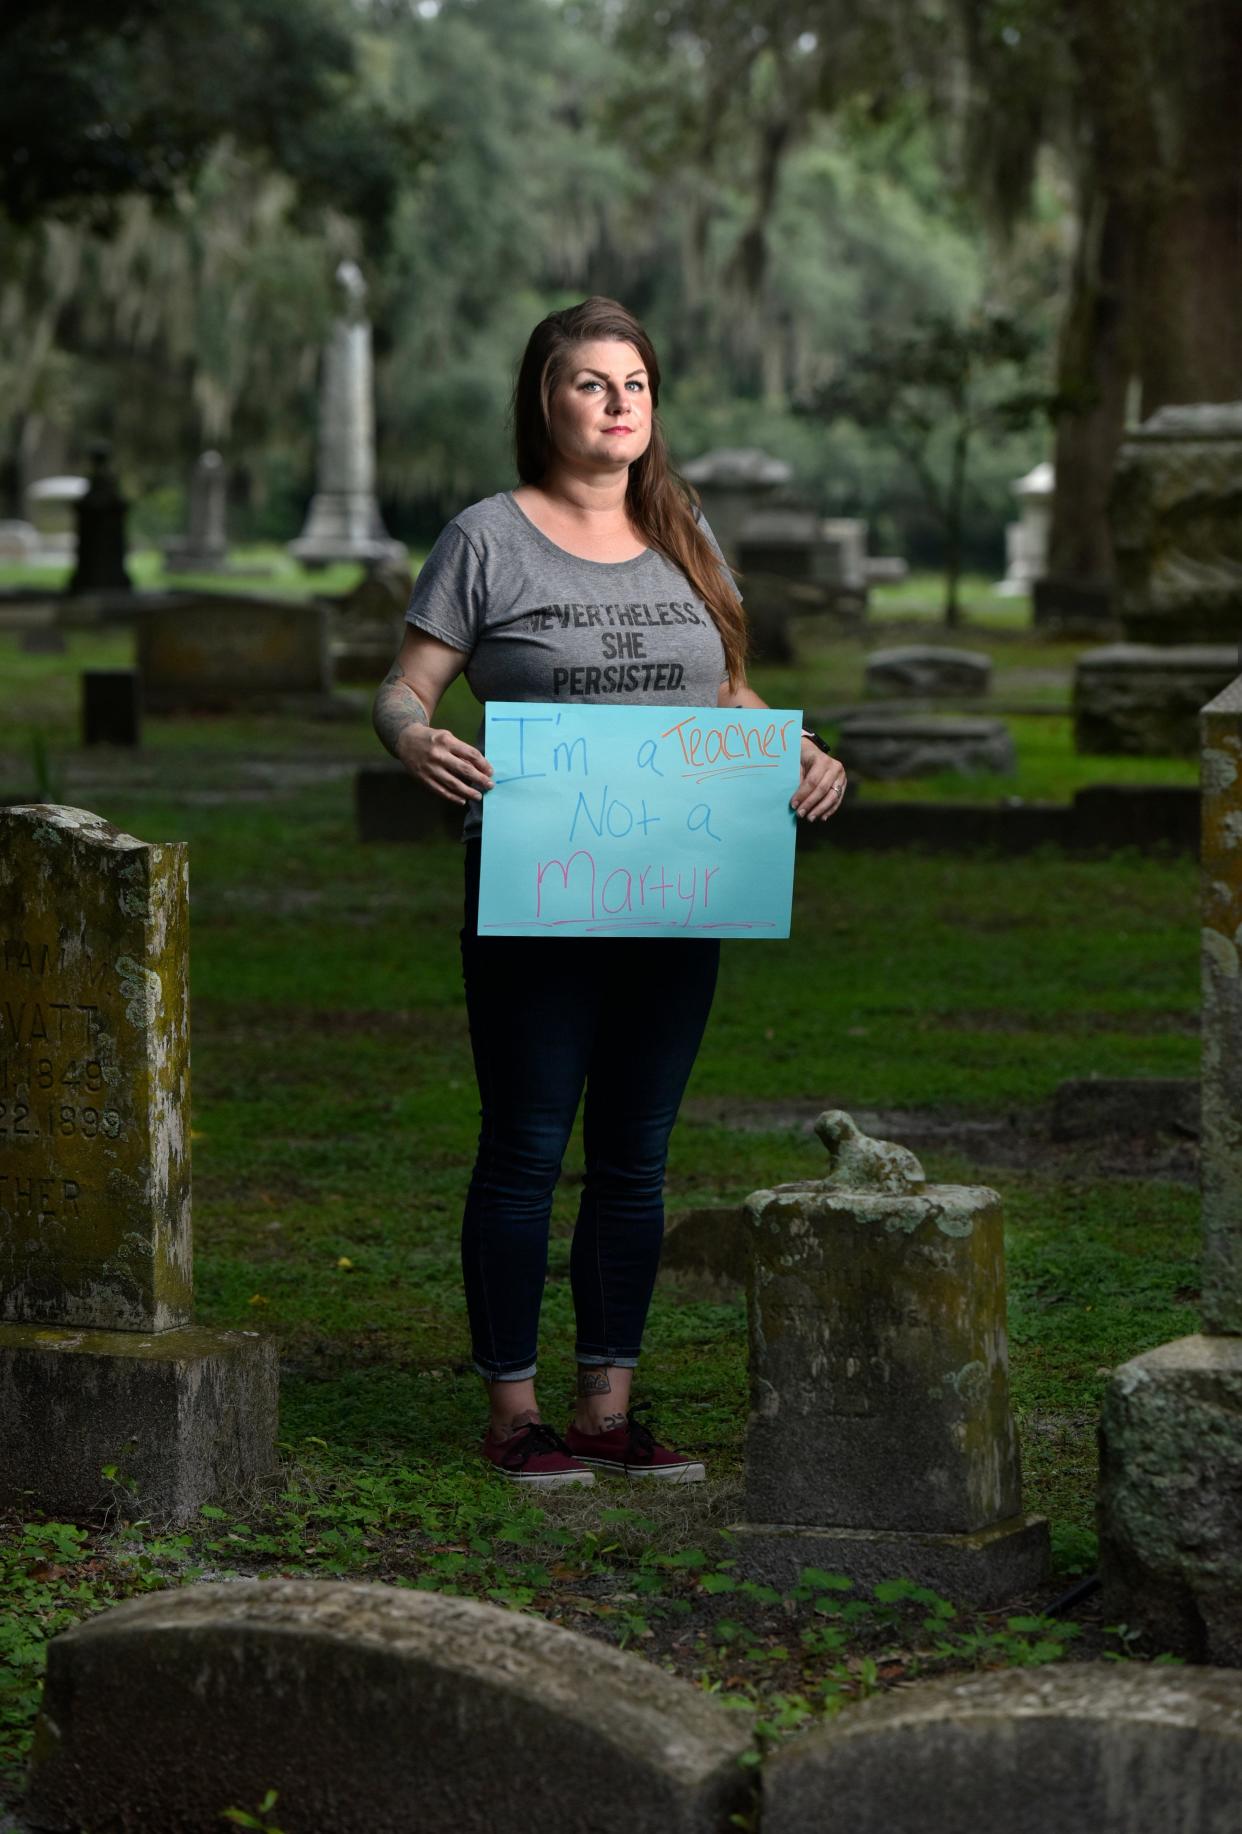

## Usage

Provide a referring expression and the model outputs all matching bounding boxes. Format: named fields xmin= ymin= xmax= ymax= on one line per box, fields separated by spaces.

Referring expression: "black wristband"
xmin=801 ymin=728 xmax=833 ymax=757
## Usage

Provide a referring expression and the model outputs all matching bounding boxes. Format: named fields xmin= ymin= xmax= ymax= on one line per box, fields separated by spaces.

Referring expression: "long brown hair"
xmin=512 ymin=297 xmax=748 ymax=688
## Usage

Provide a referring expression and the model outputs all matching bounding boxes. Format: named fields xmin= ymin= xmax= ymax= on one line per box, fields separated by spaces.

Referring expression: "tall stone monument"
xmin=1073 ymin=405 xmax=1242 ymax=753
xmin=164 ymin=449 xmax=229 ymax=573
xmin=997 ymin=460 xmax=1052 ymax=597
xmin=0 ymin=805 xmax=277 ymax=1521
xmin=1098 ymin=675 xmax=1242 ymax=1661
xmin=679 ymin=447 xmax=793 ymax=567
xmin=732 ymin=1111 xmax=1049 ymax=1603
xmin=289 ymin=261 xmax=405 ymax=570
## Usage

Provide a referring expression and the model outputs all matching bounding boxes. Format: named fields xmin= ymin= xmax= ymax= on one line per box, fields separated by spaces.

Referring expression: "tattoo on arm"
xmin=372 ymin=663 xmax=429 ymax=758
xmin=576 ymin=1368 xmax=612 ymax=1397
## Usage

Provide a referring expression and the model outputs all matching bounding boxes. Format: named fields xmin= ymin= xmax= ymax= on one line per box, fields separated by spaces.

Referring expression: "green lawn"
xmin=0 ymin=599 xmax=1205 ymax=1808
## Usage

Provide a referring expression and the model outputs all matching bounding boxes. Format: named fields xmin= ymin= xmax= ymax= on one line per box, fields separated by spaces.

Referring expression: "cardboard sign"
xmin=478 ymin=702 xmax=801 ymax=937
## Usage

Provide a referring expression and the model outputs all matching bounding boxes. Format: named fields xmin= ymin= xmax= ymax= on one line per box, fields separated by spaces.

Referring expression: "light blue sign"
xmin=478 ymin=702 xmax=801 ymax=938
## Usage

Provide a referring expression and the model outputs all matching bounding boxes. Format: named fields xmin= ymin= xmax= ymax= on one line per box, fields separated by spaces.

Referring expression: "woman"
xmin=373 ymin=297 xmax=846 ymax=1488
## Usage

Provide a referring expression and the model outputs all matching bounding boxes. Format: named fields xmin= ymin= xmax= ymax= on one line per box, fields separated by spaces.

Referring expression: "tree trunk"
xmin=942 ymin=422 xmax=971 ymax=627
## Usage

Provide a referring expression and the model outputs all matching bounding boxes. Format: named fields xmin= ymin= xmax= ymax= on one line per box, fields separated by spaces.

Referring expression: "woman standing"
xmin=373 ymin=298 xmax=846 ymax=1488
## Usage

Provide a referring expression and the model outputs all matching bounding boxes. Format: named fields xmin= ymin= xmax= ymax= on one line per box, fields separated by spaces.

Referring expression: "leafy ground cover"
xmin=0 ymin=623 xmax=1203 ymax=1811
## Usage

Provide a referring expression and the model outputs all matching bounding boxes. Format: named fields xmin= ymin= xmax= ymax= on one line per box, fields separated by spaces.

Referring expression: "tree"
xmin=805 ymin=309 xmax=1047 ymax=624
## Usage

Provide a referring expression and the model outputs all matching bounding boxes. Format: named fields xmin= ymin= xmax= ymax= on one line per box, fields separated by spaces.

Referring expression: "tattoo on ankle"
xmin=599 ymin=1412 xmax=626 ymax=1432
xmin=495 ymin=1408 xmax=540 ymax=1440
xmin=577 ymin=1368 xmax=612 ymax=1397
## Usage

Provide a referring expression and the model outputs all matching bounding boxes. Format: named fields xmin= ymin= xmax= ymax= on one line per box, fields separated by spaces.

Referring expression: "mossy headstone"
xmin=0 ymin=805 xmax=276 ymax=1522
xmin=732 ymin=1111 xmax=1049 ymax=1602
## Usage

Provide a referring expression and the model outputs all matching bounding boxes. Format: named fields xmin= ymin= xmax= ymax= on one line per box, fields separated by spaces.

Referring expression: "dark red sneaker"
xmin=481 ymin=1420 xmax=596 ymax=1488
xmin=563 ymin=1405 xmax=705 ymax=1483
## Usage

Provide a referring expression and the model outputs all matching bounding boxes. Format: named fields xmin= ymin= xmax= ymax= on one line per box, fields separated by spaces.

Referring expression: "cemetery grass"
xmin=0 ymin=769 xmax=1203 ymax=1804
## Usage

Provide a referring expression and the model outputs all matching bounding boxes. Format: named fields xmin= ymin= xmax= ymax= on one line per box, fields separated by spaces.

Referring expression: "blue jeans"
xmin=459 ymin=841 xmax=720 ymax=1381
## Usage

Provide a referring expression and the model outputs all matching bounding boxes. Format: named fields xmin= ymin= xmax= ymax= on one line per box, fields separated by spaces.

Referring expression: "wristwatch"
xmin=801 ymin=728 xmax=833 ymax=757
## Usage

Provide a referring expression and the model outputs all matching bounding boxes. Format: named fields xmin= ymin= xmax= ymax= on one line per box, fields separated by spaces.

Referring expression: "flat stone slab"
xmin=833 ymin=715 xmax=1015 ymax=779
xmin=1099 ymin=1333 xmax=1242 ymax=1663
xmin=137 ymin=597 xmax=332 ymax=711
xmin=0 ymin=1322 xmax=277 ymax=1523
xmin=1073 ymin=644 xmax=1238 ymax=756
xmin=26 ymin=1580 xmax=753 ymax=1834
xmin=762 ymin=1663 xmax=1242 ymax=1833
xmin=729 ymin=1512 xmax=1050 ymax=1608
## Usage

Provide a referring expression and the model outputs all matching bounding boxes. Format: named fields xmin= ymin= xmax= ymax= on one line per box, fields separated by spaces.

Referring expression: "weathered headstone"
xmin=680 ymin=445 xmax=793 ymax=565
xmin=332 ymin=559 xmax=411 ymax=684
xmin=762 ymin=1664 xmax=1242 ymax=1834
xmin=27 ymin=1580 xmax=753 ymax=1834
xmin=864 ymin=646 xmax=992 ymax=700
xmin=1098 ymin=675 xmax=1242 ymax=1660
xmin=821 ymin=517 xmax=869 ymax=590
xmin=289 ymin=262 xmax=406 ymax=570
xmin=137 ymin=596 xmax=332 ymax=712
xmin=81 ymin=669 xmax=142 ymax=747
xmin=1073 ymin=642 xmax=1238 ymax=755
xmin=731 ymin=1111 xmax=1049 ymax=1600
xmin=164 ymin=449 xmax=229 ymax=573
xmin=833 ymin=713 xmax=1015 ymax=780
xmin=996 ymin=460 xmax=1053 ymax=597
xmin=0 ymin=805 xmax=276 ymax=1521
xmin=66 ymin=443 xmax=132 ymax=596
xmin=1112 ymin=402 xmax=1242 ymax=645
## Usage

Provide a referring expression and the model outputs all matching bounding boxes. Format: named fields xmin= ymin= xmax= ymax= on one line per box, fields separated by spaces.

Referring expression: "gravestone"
xmin=289 ymin=262 xmax=406 ymax=570
xmin=0 ymin=805 xmax=276 ymax=1521
xmin=137 ymin=596 xmax=332 ymax=712
xmin=864 ymin=646 xmax=992 ymax=700
xmin=1073 ymin=642 xmax=1237 ymax=755
xmin=0 ymin=519 xmax=39 ymax=561
xmin=731 ymin=1111 xmax=1049 ymax=1600
xmin=833 ymin=713 xmax=1015 ymax=779
xmin=997 ymin=460 xmax=1053 ymax=597
xmin=355 ymin=767 xmax=465 ymax=843
xmin=66 ymin=443 xmax=132 ymax=596
xmin=332 ymin=560 xmax=411 ymax=684
xmin=1111 ymin=402 xmax=1242 ymax=645
xmin=1098 ymin=675 xmax=1242 ymax=1660
xmin=27 ymin=1579 xmax=753 ymax=1834
xmin=821 ymin=517 xmax=868 ymax=590
xmin=164 ymin=450 xmax=229 ymax=573
xmin=680 ymin=446 xmax=793 ymax=565
xmin=763 ymin=1665 xmax=1242 ymax=1834
xmin=82 ymin=670 xmax=142 ymax=747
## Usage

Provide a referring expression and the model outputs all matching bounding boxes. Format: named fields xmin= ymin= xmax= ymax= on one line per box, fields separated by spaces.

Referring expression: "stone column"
xmin=1098 ymin=675 xmax=1242 ymax=1662
xmin=288 ymin=262 xmax=405 ymax=570
xmin=0 ymin=805 xmax=277 ymax=1522
xmin=731 ymin=1111 xmax=1049 ymax=1603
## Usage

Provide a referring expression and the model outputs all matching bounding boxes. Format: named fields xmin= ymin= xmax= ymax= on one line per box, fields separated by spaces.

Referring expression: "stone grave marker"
xmin=1098 ymin=674 xmax=1242 ymax=1660
xmin=864 ymin=646 xmax=992 ymax=699
xmin=833 ymin=713 xmax=1015 ymax=779
xmin=67 ymin=442 xmax=132 ymax=596
xmin=164 ymin=449 xmax=229 ymax=573
xmin=679 ymin=445 xmax=793 ymax=565
xmin=763 ymin=1664 xmax=1242 ymax=1834
xmin=137 ymin=595 xmax=332 ymax=712
xmin=332 ymin=559 xmax=411 ymax=684
xmin=996 ymin=460 xmax=1052 ymax=598
xmin=1073 ymin=641 xmax=1238 ymax=755
xmin=732 ymin=1110 xmax=1049 ymax=1601
xmin=27 ymin=1579 xmax=753 ymax=1834
xmin=0 ymin=804 xmax=276 ymax=1521
xmin=81 ymin=669 xmax=142 ymax=747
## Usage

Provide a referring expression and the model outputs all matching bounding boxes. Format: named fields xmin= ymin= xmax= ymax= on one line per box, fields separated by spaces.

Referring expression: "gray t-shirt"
xmin=405 ymin=490 xmax=735 ymax=836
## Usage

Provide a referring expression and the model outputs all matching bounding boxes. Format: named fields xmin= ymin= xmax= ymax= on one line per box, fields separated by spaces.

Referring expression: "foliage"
xmin=804 ymin=307 xmax=1051 ymax=621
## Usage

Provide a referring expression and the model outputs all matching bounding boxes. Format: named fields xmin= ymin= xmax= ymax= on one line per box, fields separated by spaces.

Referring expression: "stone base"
xmin=1099 ymin=1334 xmax=1242 ymax=1664
xmin=0 ymin=1323 xmax=279 ymax=1524
xmin=730 ymin=1513 xmax=1050 ymax=1606
xmin=833 ymin=714 xmax=1016 ymax=780
xmin=288 ymin=492 xmax=406 ymax=570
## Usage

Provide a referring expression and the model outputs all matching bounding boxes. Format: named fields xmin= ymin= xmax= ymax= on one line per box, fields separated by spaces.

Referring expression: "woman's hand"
xmin=396 ymin=723 xmax=494 ymax=805
xmin=791 ymin=737 xmax=847 ymax=821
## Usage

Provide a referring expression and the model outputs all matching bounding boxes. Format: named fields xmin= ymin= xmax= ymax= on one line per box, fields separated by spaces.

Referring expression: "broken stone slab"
xmin=735 ymin=1111 xmax=1048 ymax=1603
xmin=1073 ymin=643 xmax=1238 ymax=756
xmin=0 ymin=1321 xmax=277 ymax=1523
xmin=761 ymin=1663 xmax=1242 ymax=1834
xmin=1099 ymin=1334 xmax=1242 ymax=1663
xmin=0 ymin=805 xmax=191 ymax=1330
xmin=26 ymin=1580 xmax=754 ymax=1834
xmin=864 ymin=646 xmax=992 ymax=700
xmin=1200 ymin=674 xmax=1242 ymax=1332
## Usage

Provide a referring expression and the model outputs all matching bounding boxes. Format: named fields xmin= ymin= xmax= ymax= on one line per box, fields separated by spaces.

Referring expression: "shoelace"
xmin=500 ymin=1421 xmax=575 ymax=1470
xmin=625 ymin=1402 xmax=661 ymax=1462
